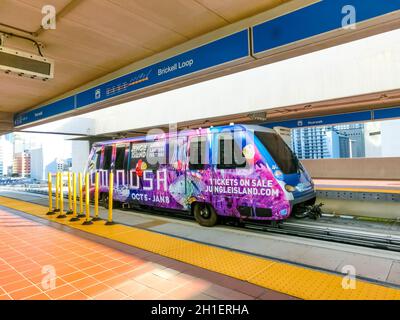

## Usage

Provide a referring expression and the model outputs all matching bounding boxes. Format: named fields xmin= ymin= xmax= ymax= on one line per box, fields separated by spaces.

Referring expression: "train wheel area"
xmin=1 ymin=191 xmax=400 ymax=301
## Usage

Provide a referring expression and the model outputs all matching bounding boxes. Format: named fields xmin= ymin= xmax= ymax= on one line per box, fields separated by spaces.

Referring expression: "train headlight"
xmin=274 ymin=170 xmax=283 ymax=180
xmin=285 ymin=184 xmax=296 ymax=192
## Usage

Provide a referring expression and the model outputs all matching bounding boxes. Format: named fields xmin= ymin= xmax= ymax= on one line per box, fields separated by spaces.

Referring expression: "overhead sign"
xmin=76 ymin=29 xmax=250 ymax=109
xmin=14 ymin=0 xmax=400 ymax=128
xmin=374 ymin=106 xmax=400 ymax=120
xmin=14 ymin=30 xmax=250 ymax=127
xmin=252 ymin=0 xmax=400 ymax=57
xmin=14 ymin=96 xmax=75 ymax=127
xmin=264 ymin=105 xmax=400 ymax=129
xmin=263 ymin=111 xmax=373 ymax=129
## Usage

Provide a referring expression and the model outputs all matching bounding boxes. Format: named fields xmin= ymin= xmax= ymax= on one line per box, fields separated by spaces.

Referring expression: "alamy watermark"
xmin=341 ymin=265 xmax=357 ymax=290
xmin=41 ymin=265 xmax=57 ymax=290
xmin=41 ymin=5 xmax=56 ymax=30
xmin=342 ymin=5 xmax=357 ymax=30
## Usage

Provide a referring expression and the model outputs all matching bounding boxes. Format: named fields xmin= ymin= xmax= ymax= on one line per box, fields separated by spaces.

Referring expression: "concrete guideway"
xmin=0 ymin=192 xmax=400 ymax=299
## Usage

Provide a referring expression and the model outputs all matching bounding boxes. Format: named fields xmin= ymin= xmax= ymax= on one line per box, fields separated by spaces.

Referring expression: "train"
xmin=84 ymin=124 xmax=316 ymax=227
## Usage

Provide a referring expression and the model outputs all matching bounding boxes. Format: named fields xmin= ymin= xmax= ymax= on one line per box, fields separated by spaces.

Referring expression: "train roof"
xmin=93 ymin=124 xmax=275 ymax=146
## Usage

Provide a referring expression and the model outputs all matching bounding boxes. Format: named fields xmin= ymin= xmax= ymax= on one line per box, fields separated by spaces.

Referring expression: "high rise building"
xmin=334 ymin=123 xmax=365 ymax=158
xmin=31 ymin=146 xmax=73 ymax=182
xmin=13 ymin=151 xmax=31 ymax=177
xmin=0 ymin=136 xmax=14 ymax=176
xmin=291 ymin=125 xmax=360 ymax=159
xmin=292 ymin=127 xmax=330 ymax=159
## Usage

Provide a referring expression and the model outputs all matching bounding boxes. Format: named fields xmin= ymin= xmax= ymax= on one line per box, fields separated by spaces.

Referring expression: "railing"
xmin=46 ymin=171 xmax=114 ymax=226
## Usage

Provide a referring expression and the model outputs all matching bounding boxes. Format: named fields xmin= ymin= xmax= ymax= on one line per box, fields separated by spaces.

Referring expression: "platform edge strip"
xmin=0 ymin=196 xmax=399 ymax=300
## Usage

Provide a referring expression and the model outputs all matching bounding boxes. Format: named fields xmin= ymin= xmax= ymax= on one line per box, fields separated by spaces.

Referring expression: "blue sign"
xmin=14 ymin=96 xmax=75 ymax=127
xmin=14 ymin=30 xmax=250 ymax=126
xmin=374 ymin=106 xmax=400 ymax=120
xmin=252 ymin=0 xmax=400 ymax=56
xmin=263 ymin=110 xmax=372 ymax=129
xmin=77 ymin=30 xmax=249 ymax=109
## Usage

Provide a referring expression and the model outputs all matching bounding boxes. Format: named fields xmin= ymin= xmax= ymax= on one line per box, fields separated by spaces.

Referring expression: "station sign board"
xmin=374 ymin=106 xmax=400 ymax=121
xmin=14 ymin=30 xmax=250 ymax=127
xmin=263 ymin=110 xmax=373 ymax=129
xmin=75 ymin=30 xmax=250 ymax=109
xmin=14 ymin=0 xmax=400 ymax=127
xmin=252 ymin=0 xmax=400 ymax=57
xmin=14 ymin=96 xmax=75 ymax=127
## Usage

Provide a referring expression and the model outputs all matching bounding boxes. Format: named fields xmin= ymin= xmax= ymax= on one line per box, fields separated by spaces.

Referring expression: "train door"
xmin=128 ymin=139 xmax=168 ymax=208
xmin=90 ymin=144 xmax=112 ymax=206
xmin=167 ymin=136 xmax=189 ymax=211
xmin=113 ymin=143 xmax=129 ymax=203
xmin=212 ymin=130 xmax=247 ymax=218
xmin=186 ymin=134 xmax=211 ymax=208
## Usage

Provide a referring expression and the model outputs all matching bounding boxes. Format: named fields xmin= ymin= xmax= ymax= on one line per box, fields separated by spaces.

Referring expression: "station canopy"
xmin=1 ymin=0 xmax=399 ymax=133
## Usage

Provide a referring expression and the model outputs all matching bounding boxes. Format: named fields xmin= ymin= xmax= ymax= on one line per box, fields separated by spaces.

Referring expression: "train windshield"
xmin=255 ymin=131 xmax=299 ymax=174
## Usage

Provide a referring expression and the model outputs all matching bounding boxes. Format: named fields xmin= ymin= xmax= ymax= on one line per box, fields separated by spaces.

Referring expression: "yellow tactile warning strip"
xmin=317 ymin=187 xmax=400 ymax=194
xmin=1 ymin=196 xmax=399 ymax=300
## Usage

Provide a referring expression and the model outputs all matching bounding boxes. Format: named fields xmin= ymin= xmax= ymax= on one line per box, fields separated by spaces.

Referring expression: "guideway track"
xmin=119 ymin=206 xmax=400 ymax=252
xmin=241 ymin=220 xmax=400 ymax=252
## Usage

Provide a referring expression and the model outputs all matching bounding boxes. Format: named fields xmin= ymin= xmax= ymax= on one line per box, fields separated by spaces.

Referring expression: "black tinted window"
xmin=255 ymin=131 xmax=298 ymax=174
xmin=189 ymin=137 xmax=207 ymax=170
xmin=103 ymin=146 xmax=113 ymax=170
xmin=115 ymin=146 xmax=126 ymax=170
xmin=217 ymin=135 xmax=246 ymax=169
xmin=130 ymin=142 xmax=164 ymax=171
xmin=95 ymin=150 xmax=101 ymax=169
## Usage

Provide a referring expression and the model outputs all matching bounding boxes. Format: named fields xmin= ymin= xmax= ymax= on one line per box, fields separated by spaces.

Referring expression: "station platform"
xmin=314 ymin=179 xmax=400 ymax=194
xmin=0 ymin=206 xmax=286 ymax=300
xmin=1 ymin=191 xmax=400 ymax=300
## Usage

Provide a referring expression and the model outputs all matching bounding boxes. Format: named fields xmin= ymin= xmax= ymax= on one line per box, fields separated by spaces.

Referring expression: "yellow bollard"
xmin=92 ymin=172 xmax=101 ymax=221
xmin=82 ymin=172 xmax=93 ymax=225
xmin=67 ymin=172 xmax=73 ymax=215
xmin=46 ymin=172 xmax=55 ymax=215
xmin=70 ymin=172 xmax=80 ymax=222
xmin=54 ymin=172 xmax=60 ymax=213
xmin=78 ymin=172 xmax=85 ymax=218
xmin=57 ymin=172 xmax=66 ymax=218
xmin=105 ymin=171 xmax=115 ymax=226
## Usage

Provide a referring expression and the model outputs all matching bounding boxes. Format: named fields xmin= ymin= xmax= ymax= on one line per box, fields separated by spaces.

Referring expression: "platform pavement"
xmin=0 ymin=207 xmax=294 ymax=300
xmin=1 ymin=190 xmax=400 ymax=289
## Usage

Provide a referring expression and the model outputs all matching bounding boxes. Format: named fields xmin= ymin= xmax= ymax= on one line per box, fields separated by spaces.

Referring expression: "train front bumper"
xmin=290 ymin=189 xmax=317 ymax=206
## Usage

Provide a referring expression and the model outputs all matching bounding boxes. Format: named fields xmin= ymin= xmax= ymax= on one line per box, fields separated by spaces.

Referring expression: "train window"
xmin=88 ymin=148 xmax=101 ymax=171
xmin=103 ymin=146 xmax=113 ymax=170
xmin=115 ymin=145 xmax=127 ymax=170
xmin=167 ymin=139 xmax=178 ymax=164
xmin=130 ymin=142 xmax=162 ymax=171
xmin=95 ymin=149 xmax=101 ymax=169
xmin=189 ymin=137 xmax=207 ymax=170
xmin=147 ymin=141 xmax=166 ymax=168
xmin=130 ymin=143 xmax=147 ymax=170
xmin=255 ymin=131 xmax=298 ymax=174
xmin=217 ymin=135 xmax=246 ymax=169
